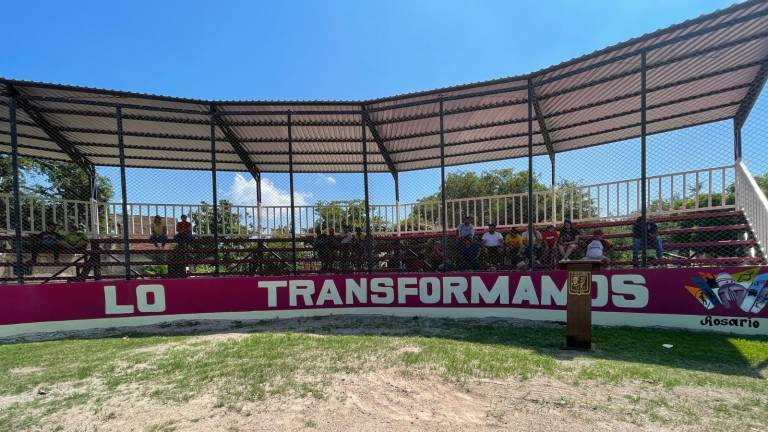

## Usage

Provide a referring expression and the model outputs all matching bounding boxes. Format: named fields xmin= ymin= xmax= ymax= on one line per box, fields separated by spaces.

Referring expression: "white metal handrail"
xmin=735 ymin=161 xmax=768 ymax=259
xmin=0 ymin=165 xmax=737 ymax=238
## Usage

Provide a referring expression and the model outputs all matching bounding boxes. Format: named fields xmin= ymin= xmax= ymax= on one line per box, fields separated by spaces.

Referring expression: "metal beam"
xmin=361 ymin=108 xmax=397 ymax=177
xmin=734 ymin=59 xmax=768 ymax=131
xmin=529 ymin=82 xmax=554 ymax=162
xmin=439 ymin=98 xmax=448 ymax=273
xmin=210 ymin=105 xmax=262 ymax=183
xmin=527 ymin=80 xmax=535 ymax=271
xmin=9 ymin=87 xmax=94 ymax=177
xmin=9 ymin=97 xmax=23 ymax=283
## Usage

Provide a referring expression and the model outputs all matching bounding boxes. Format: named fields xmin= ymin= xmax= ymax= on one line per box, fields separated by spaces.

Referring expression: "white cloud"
xmin=317 ymin=174 xmax=337 ymax=185
xmin=229 ymin=174 xmax=310 ymax=206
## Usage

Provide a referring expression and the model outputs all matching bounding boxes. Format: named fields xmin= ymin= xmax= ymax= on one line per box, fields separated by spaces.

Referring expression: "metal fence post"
xmin=288 ymin=112 xmax=297 ymax=275
xmin=439 ymin=97 xmax=448 ymax=272
xmin=116 ymin=106 xmax=131 ymax=280
xmin=527 ymin=80 xmax=535 ymax=270
xmin=256 ymin=175 xmax=262 ymax=237
xmin=9 ymin=97 xmax=24 ymax=284
xmin=210 ymin=108 xmax=220 ymax=275
xmin=394 ymin=173 xmax=401 ymax=237
xmin=640 ymin=50 xmax=649 ymax=268
xmin=362 ymin=114 xmax=373 ymax=273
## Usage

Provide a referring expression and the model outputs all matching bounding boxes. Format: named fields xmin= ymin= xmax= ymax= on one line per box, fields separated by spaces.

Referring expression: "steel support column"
xmin=551 ymin=155 xmax=557 ymax=224
xmin=362 ymin=115 xmax=373 ymax=273
xmin=116 ymin=106 xmax=131 ymax=279
xmin=439 ymin=98 xmax=448 ymax=272
xmin=527 ymin=81 xmax=535 ymax=270
xmin=733 ymin=119 xmax=743 ymax=161
xmin=394 ymin=173 xmax=401 ymax=237
xmin=256 ymin=176 xmax=263 ymax=238
xmin=640 ymin=51 xmax=649 ymax=268
xmin=288 ymin=112 xmax=297 ymax=275
xmin=210 ymin=114 xmax=220 ymax=275
xmin=9 ymin=97 xmax=23 ymax=283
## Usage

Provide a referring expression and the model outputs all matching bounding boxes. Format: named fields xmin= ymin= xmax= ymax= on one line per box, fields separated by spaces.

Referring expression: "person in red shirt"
xmin=540 ymin=225 xmax=559 ymax=268
xmin=175 ymin=214 xmax=194 ymax=247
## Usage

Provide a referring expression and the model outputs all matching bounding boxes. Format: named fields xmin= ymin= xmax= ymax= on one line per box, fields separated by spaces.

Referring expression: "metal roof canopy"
xmin=2 ymin=0 xmax=768 ymax=174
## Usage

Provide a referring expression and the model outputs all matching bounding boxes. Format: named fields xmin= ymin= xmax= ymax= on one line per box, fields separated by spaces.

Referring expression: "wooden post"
xmin=560 ymin=259 xmax=602 ymax=350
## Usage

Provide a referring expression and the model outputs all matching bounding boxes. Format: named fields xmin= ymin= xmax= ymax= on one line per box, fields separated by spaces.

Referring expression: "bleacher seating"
xmin=1 ymin=208 xmax=764 ymax=283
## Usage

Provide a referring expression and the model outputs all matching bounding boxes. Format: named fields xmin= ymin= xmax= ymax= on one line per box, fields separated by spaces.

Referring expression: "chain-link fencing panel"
xmin=645 ymin=117 xmax=745 ymax=269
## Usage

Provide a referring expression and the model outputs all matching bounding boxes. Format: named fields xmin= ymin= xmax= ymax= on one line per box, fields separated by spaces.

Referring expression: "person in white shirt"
xmin=584 ymin=229 xmax=610 ymax=265
xmin=456 ymin=216 xmax=475 ymax=240
xmin=481 ymin=224 xmax=504 ymax=270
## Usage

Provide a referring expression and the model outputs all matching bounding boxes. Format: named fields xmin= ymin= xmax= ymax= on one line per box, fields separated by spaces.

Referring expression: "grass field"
xmin=0 ymin=316 xmax=766 ymax=431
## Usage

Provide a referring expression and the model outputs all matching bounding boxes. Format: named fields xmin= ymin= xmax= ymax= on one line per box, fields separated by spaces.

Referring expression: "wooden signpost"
xmin=560 ymin=259 xmax=602 ymax=350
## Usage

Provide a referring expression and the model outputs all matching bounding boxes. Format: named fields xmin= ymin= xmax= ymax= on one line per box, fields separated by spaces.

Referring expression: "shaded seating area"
xmin=3 ymin=0 xmax=768 ymax=284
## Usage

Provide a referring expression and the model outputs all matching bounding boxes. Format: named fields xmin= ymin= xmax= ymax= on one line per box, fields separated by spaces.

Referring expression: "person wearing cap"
xmin=584 ymin=229 xmax=611 ymax=265
xmin=481 ymin=223 xmax=504 ymax=270
xmin=558 ymin=219 xmax=581 ymax=260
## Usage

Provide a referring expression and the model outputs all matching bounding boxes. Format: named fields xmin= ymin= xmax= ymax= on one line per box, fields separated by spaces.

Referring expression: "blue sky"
xmin=3 ymin=0 xmax=757 ymax=206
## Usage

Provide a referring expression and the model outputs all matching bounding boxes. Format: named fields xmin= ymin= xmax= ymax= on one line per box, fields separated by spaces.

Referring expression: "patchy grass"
xmin=0 ymin=316 xmax=766 ymax=431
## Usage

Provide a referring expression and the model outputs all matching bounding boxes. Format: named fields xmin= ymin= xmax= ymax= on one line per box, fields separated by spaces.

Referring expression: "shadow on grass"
xmin=2 ymin=315 xmax=767 ymax=380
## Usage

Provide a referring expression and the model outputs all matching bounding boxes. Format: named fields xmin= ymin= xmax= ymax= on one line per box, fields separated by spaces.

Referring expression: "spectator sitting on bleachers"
xmin=541 ymin=225 xmax=559 ymax=268
xmin=314 ymin=227 xmax=337 ymax=273
xmin=457 ymin=236 xmax=480 ymax=271
xmin=456 ymin=216 xmax=475 ymax=240
xmin=175 ymin=214 xmax=193 ymax=247
xmin=557 ymin=219 xmax=581 ymax=260
xmin=504 ymin=227 xmax=525 ymax=267
xmin=481 ymin=223 xmax=504 ymax=270
xmin=61 ymin=224 xmax=88 ymax=250
xmin=584 ymin=229 xmax=611 ymax=265
xmin=632 ymin=216 xmax=664 ymax=267
xmin=28 ymin=223 xmax=63 ymax=264
xmin=150 ymin=215 xmax=168 ymax=248
xmin=522 ymin=226 xmax=543 ymax=266
xmin=339 ymin=226 xmax=355 ymax=271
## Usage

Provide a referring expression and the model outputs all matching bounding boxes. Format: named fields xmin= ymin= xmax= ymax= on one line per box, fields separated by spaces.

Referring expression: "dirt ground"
xmin=2 ymin=317 xmax=765 ymax=432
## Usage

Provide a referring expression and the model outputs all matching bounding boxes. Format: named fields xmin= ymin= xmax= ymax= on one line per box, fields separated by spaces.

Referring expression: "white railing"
xmin=736 ymin=161 xmax=768 ymax=258
xmin=0 ymin=165 xmax=737 ymax=238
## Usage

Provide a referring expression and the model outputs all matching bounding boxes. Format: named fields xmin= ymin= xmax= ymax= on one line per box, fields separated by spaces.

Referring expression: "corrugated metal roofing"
xmin=1 ymin=0 xmax=768 ymax=174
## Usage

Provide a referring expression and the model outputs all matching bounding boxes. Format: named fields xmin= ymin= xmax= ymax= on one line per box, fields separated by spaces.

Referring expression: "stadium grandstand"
xmin=3 ymin=0 xmax=768 ymax=283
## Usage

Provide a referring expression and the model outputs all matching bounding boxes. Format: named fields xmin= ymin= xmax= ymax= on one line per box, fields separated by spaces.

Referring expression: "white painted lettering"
xmin=419 ymin=277 xmax=441 ymax=304
xmin=443 ymin=277 xmax=468 ymax=304
xmin=104 ymin=285 xmax=134 ymax=315
xmin=592 ymin=275 xmax=608 ymax=307
xmin=289 ymin=280 xmax=315 ymax=307
xmin=540 ymin=276 xmax=567 ymax=306
xmin=346 ymin=278 xmax=367 ymax=304
xmin=397 ymin=277 xmax=419 ymax=304
xmin=136 ymin=284 xmax=166 ymax=313
xmin=611 ymin=274 xmax=649 ymax=308
xmin=371 ymin=278 xmax=394 ymax=304
xmin=470 ymin=276 xmax=509 ymax=304
xmin=258 ymin=280 xmax=285 ymax=308
xmin=512 ymin=276 xmax=539 ymax=305
xmin=316 ymin=280 xmax=343 ymax=306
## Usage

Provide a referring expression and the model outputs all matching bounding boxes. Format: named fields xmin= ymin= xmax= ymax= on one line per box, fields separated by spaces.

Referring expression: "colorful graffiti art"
xmin=686 ymin=268 xmax=768 ymax=314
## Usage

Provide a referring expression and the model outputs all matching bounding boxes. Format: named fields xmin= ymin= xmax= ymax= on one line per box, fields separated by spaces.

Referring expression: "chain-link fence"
xmin=4 ymin=91 xmax=768 ymax=283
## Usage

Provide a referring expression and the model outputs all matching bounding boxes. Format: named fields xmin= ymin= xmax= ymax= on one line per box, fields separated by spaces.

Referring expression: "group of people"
xmin=26 ymin=223 xmax=89 ymax=265
xmin=312 ymin=226 xmax=368 ymax=272
xmin=446 ymin=215 xmax=665 ymax=270
xmin=148 ymin=214 xmax=193 ymax=248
